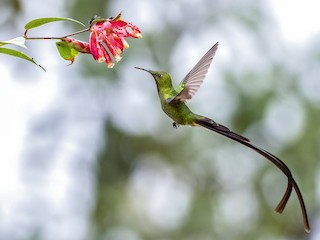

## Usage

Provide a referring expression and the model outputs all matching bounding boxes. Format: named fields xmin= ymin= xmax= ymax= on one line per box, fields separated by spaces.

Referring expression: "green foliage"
xmin=24 ymin=17 xmax=85 ymax=31
xmin=56 ymin=40 xmax=79 ymax=64
xmin=0 ymin=47 xmax=45 ymax=71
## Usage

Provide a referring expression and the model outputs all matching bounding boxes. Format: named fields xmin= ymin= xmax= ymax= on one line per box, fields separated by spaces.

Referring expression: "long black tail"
xmin=195 ymin=117 xmax=310 ymax=233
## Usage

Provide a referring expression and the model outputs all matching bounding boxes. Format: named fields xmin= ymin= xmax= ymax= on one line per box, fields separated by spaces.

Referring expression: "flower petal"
xmin=89 ymin=31 xmax=100 ymax=60
xmin=104 ymin=37 xmax=122 ymax=62
xmin=88 ymin=13 xmax=142 ymax=67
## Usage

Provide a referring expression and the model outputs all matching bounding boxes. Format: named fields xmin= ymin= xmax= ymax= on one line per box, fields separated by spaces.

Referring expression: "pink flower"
xmin=89 ymin=14 xmax=142 ymax=68
xmin=57 ymin=13 xmax=141 ymax=67
xmin=62 ymin=37 xmax=91 ymax=54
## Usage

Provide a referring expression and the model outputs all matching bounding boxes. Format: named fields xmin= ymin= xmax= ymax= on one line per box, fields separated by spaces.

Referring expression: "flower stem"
xmin=24 ymin=27 xmax=90 ymax=40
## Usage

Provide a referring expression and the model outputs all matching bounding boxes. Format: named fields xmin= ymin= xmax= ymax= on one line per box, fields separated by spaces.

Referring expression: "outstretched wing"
xmin=167 ymin=42 xmax=219 ymax=103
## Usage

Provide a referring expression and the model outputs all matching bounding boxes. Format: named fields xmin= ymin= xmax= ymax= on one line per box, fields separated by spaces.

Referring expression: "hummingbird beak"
xmin=134 ymin=67 xmax=152 ymax=73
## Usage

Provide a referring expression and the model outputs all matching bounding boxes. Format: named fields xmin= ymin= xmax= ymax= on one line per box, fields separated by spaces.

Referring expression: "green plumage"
xmin=143 ymin=70 xmax=198 ymax=126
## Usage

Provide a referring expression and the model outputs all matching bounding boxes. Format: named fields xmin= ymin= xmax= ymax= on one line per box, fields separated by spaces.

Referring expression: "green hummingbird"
xmin=135 ymin=42 xmax=310 ymax=232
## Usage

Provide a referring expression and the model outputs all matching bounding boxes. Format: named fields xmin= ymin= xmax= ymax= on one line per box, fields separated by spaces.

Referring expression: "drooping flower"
xmin=56 ymin=12 xmax=142 ymax=67
xmin=89 ymin=13 xmax=142 ymax=68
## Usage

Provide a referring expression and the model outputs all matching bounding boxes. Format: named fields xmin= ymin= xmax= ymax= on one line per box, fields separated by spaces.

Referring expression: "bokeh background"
xmin=0 ymin=0 xmax=319 ymax=239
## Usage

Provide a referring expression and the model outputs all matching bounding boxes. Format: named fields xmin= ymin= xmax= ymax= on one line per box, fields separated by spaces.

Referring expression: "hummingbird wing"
xmin=167 ymin=42 xmax=219 ymax=103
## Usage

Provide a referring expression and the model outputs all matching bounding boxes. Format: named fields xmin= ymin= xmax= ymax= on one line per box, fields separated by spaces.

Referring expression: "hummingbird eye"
xmin=155 ymin=73 xmax=162 ymax=78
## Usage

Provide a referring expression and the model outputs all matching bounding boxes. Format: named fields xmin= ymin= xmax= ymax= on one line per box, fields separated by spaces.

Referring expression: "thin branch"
xmin=24 ymin=27 xmax=90 ymax=40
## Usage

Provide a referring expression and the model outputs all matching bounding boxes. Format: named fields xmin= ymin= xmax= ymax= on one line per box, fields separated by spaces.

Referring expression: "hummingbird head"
xmin=134 ymin=67 xmax=171 ymax=86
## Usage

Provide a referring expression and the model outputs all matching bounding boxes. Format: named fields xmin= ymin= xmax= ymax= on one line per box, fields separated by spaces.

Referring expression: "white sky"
xmin=269 ymin=0 xmax=320 ymax=43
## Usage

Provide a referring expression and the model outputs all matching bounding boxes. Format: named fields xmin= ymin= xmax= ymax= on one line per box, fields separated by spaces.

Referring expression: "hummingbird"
xmin=135 ymin=42 xmax=310 ymax=232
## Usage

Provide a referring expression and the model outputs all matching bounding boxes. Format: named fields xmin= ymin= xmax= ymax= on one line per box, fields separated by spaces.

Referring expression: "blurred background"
xmin=0 ymin=0 xmax=319 ymax=239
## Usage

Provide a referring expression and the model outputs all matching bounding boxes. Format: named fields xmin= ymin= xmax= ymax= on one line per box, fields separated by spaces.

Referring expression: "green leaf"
xmin=56 ymin=40 xmax=79 ymax=64
xmin=0 ymin=37 xmax=27 ymax=48
xmin=0 ymin=47 xmax=45 ymax=71
xmin=24 ymin=17 xmax=85 ymax=31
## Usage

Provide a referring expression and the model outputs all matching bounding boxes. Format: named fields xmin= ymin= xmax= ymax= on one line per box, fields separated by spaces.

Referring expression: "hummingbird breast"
xmin=160 ymin=99 xmax=195 ymax=125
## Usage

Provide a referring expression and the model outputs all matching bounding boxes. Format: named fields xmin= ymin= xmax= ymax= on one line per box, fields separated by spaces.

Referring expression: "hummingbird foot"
xmin=172 ymin=122 xmax=180 ymax=129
